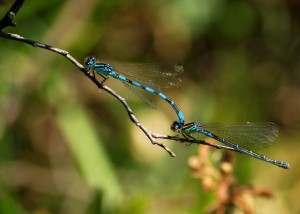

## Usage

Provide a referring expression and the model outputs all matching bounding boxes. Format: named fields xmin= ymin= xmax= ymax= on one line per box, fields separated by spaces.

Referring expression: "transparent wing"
xmin=111 ymin=63 xmax=183 ymax=90
xmin=197 ymin=122 xmax=278 ymax=149
xmin=103 ymin=62 xmax=183 ymax=107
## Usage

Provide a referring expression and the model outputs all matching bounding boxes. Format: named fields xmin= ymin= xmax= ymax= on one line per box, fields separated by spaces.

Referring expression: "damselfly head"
xmin=171 ymin=121 xmax=183 ymax=131
xmin=84 ymin=56 xmax=96 ymax=69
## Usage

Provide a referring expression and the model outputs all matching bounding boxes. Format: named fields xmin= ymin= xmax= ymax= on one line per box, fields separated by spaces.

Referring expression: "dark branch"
xmin=0 ymin=30 xmax=177 ymax=156
xmin=152 ymin=133 xmax=240 ymax=152
xmin=0 ymin=0 xmax=25 ymax=29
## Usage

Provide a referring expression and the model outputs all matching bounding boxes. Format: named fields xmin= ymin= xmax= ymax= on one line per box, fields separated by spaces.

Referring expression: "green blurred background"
xmin=0 ymin=0 xmax=299 ymax=213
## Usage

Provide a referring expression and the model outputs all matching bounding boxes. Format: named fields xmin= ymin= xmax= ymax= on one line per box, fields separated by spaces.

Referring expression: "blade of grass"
xmin=56 ymin=104 xmax=123 ymax=211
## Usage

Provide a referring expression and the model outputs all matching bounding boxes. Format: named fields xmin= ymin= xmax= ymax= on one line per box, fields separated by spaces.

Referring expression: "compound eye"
xmin=84 ymin=56 xmax=96 ymax=68
xmin=171 ymin=121 xmax=181 ymax=131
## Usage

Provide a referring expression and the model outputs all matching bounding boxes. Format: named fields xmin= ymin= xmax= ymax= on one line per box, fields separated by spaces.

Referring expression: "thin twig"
xmin=152 ymin=133 xmax=240 ymax=152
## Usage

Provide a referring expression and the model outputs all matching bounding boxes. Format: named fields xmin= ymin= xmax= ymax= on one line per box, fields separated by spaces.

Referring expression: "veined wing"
xmin=111 ymin=63 xmax=183 ymax=90
xmin=197 ymin=122 xmax=278 ymax=149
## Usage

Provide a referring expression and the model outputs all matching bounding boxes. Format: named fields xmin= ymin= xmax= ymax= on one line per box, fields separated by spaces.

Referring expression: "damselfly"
xmin=84 ymin=56 xmax=185 ymax=128
xmin=171 ymin=121 xmax=289 ymax=169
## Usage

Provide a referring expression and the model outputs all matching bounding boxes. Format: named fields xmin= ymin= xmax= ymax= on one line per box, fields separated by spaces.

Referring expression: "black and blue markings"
xmin=179 ymin=122 xmax=289 ymax=169
xmin=84 ymin=56 xmax=185 ymax=127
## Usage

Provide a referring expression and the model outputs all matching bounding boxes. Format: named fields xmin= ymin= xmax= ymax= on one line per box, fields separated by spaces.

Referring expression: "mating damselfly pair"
xmin=84 ymin=56 xmax=290 ymax=169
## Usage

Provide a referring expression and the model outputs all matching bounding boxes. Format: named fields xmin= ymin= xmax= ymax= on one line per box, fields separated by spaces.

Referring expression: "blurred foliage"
xmin=0 ymin=0 xmax=300 ymax=213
